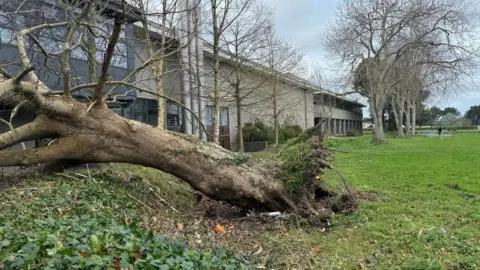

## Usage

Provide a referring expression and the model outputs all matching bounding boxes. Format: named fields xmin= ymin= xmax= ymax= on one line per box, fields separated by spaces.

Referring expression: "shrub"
xmin=346 ymin=130 xmax=360 ymax=137
xmin=242 ymin=119 xmax=274 ymax=143
xmin=279 ymin=125 xmax=303 ymax=142
xmin=242 ymin=119 xmax=303 ymax=144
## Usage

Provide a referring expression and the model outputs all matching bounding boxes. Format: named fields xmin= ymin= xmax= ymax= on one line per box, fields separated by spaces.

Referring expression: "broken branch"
xmin=14 ymin=65 xmax=35 ymax=83
xmin=0 ymin=117 xmax=53 ymax=150
xmin=0 ymin=136 xmax=88 ymax=166
xmin=0 ymin=118 xmax=26 ymax=150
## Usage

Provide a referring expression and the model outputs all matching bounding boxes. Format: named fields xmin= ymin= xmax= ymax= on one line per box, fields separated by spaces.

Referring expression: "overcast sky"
xmin=262 ymin=0 xmax=480 ymax=116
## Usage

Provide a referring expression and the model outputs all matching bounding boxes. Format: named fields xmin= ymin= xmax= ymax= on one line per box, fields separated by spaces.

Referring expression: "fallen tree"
xmin=0 ymin=4 xmax=351 ymax=219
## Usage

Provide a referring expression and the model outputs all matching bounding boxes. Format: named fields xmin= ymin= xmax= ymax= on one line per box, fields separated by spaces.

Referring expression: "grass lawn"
xmin=281 ymin=133 xmax=480 ymax=269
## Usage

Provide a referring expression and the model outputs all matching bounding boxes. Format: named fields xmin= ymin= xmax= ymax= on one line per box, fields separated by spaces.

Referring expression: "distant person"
xmin=438 ymin=127 xmax=443 ymax=139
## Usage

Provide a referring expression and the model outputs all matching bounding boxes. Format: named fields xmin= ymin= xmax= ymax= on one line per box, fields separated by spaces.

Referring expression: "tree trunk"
xmin=211 ymin=1 xmax=220 ymax=144
xmin=273 ymin=78 xmax=279 ymax=146
xmin=411 ymin=100 xmax=416 ymax=135
xmin=87 ymin=4 xmax=97 ymax=94
xmin=370 ymin=100 xmax=385 ymax=143
xmin=405 ymin=100 xmax=411 ymax=138
xmin=156 ymin=76 xmax=165 ymax=129
xmin=236 ymin=96 xmax=244 ymax=152
xmin=155 ymin=0 xmax=167 ymax=130
xmin=0 ymin=103 xmax=294 ymax=211
xmin=391 ymin=97 xmax=404 ymax=137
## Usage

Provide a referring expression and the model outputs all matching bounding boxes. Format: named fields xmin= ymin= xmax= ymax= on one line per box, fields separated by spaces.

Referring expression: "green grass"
xmin=263 ymin=133 xmax=480 ymax=269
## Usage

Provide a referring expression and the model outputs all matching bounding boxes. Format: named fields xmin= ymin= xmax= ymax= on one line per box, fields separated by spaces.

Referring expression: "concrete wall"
xmin=131 ymin=27 xmax=184 ymax=102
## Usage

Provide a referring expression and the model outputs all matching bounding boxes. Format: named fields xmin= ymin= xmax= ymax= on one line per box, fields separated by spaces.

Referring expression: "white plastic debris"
xmin=266 ymin=211 xmax=281 ymax=217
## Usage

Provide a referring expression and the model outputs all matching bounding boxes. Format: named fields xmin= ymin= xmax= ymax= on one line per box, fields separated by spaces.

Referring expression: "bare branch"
xmin=93 ymin=15 xmax=124 ymax=103
xmin=26 ymin=33 xmax=49 ymax=66
xmin=14 ymin=65 xmax=35 ymax=83
xmin=0 ymin=67 xmax=13 ymax=79
xmin=17 ymin=22 xmax=68 ymax=82
xmin=62 ymin=0 xmax=94 ymax=97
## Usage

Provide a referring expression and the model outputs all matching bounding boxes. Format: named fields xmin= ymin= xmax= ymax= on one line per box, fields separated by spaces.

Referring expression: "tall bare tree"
xmin=260 ymin=28 xmax=304 ymax=146
xmin=204 ymin=0 xmax=251 ymax=143
xmin=324 ymin=0 xmax=480 ymax=143
xmin=219 ymin=2 xmax=272 ymax=152
xmin=128 ymin=0 xmax=193 ymax=129
xmin=309 ymin=63 xmax=337 ymax=136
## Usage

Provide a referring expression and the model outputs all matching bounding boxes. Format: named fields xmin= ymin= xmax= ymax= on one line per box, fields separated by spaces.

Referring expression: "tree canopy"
xmin=443 ymin=107 xmax=461 ymax=116
xmin=465 ymin=105 xmax=480 ymax=121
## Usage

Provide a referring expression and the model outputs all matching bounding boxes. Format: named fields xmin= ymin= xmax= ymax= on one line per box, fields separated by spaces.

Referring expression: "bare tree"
xmin=127 ymin=0 xmax=195 ymax=130
xmin=309 ymin=63 xmax=336 ymax=136
xmin=324 ymin=0 xmax=480 ymax=143
xmin=259 ymin=28 xmax=304 ymax=146
xmin=219 ymin=2 xmax=272 ymax=152
xmin=204 ymin=0 xmax=251 ymax=143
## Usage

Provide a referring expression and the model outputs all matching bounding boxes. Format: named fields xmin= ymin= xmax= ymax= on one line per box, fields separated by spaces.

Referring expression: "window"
xmin=41 ymin=5 xmax=59 ymax=19
xmin=0 ymin=15 xmax=24 ymax=45
xmin=71 ymin=47 xmax=87 ymax=60
xmin=39 ymin=28 xmax=65 ymax=53
xmin=112 ymin=43 xmax=128 ymax=68
xmin=0 ymin=28 xmax=15 ymax=45
xmin=167 ymin=102 xmax=181 ymax=127
xmin=205 ymin=106 xmax=229 ymax=127
xmin=132 ymin=99 xmax=158 ymax=126
xmin=95 ymin=37 xmax=128 ymax=68
xmin=94 ymin=19 xmax=128 ymax=68
xmin=220 ymin=107 xmax=229 ymax=127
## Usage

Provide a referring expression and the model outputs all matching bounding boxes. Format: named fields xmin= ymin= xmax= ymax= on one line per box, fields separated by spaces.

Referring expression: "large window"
xmin=0 ymin=15 xmax=24 ymax=45
xmin=95 ymin=20 xmax=128 ymax=68
xmin=37 ymin=27 xmax=87 ymax=60
xmin=132 ymin=99 xmax=158 ymax=127
xmin=0 ymin=28 xmax=15 ymax=45
xmin=39 ymin=27 xmax=65 ymax=53
xmin=205 ymin=106 xmax=229 ymax=127
xmin=167 ymin=102 xmax=181 ymax=127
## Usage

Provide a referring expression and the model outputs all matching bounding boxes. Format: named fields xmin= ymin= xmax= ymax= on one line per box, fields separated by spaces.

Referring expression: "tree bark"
xmin=405 ymin=100 xmax=411 ymax=138
xmin=370 ymin=99 xmax=385 ymax=143
xmin=156 ymin=76 xmax=165 ymax=129
xmin=211 ymin=0 xmax=221 ymax=144
xmin=273 ymin=78 xmax=279 ymax=146
xmin=236 ymin=93 xmax=244 ymax=152
xmin=391 ymin=97 xmax=404 ymax=138
xmin=411 ymin=100 xmax=417 ymax=135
